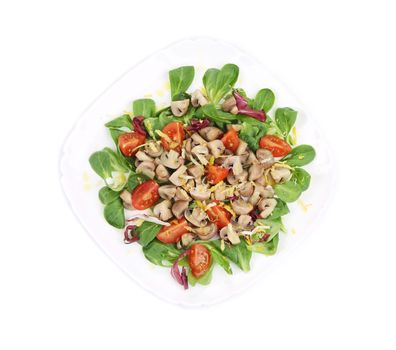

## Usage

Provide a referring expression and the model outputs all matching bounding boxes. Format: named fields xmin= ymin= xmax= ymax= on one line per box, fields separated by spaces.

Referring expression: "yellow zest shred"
xmin=155 ymin=130 xmax=172 ymax=143
xmin=209 ymin=156 xmax=215 ymax=165
xmin=291 ymin=126 xmax=297 ymax=144
xmin=209 ymin=181 xmax=224 ymax=193
xmin=297 ymin=199 xmax=312 ymax=213
xmin=195 ymin=200 xmax=206 ymax=210
xmin=222 ymin=204 xmax=236 ymax=218
xmin=220 ymin=239 xmax=225 ymax=251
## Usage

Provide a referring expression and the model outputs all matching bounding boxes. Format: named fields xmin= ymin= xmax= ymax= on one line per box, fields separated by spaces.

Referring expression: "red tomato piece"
xmin=206 ymin=200 xmax=232 ymax=229
xmin=188 ymin=244 xmax=212 ymax=278
xmin=221 ymin=128 xmax=240 ymax=153
xmin=157 ymin=218 xmax=190 ymax=244
xmin=118 ymin=132 xmax=146 ymax=157
xmin=160 ymin=122 xmax=185 ymax=153
xmin=259 ymin=135 xmax=292 ymax=157
xmin=206 ymin=164 xmax=229 ymax=185
xmin=131 ymin=180 xmax=159 ymax=210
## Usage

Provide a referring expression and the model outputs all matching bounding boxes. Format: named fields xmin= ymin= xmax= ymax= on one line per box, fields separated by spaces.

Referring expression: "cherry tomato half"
xmin=131 ymin=180 xmax=159 ymax=210
xmin=157 ymin=218 xmax=190 ymax=243
xmin=161 ymin=122 xmax=185 ymax=153
xmin=188 ymin=244 xmax=212 ymax=278
xmin=259 ymin=135 xmax=292 ymax=157
xmin=118 ymin=132 xmax=146 ymax=157
xmin=206 ymin=200 xmax=232 ymax=229
xmin=221 ymin=128 xmax=240 ymax=153
xmin=206 ymin=164 xmax=229 ymax=185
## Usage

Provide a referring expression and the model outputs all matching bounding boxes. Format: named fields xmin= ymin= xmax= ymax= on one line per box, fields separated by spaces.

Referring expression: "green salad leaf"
xmin=133 ymin=99 xmax=156 ymax=118
xmin=239 ymin=119 xmax=267 ymax=151
xmin=282 ymin=144 xmax=316 ymax=166
xmin=253 ymin=88 xmax=275 ymax=112
xmin=203 ymin=64 xmax=239 ymax=104
xmin=105 ymin=114 xmax=132 ymax=130
xmin=169 ymin=66 xmax=195 ymax=101
xmin=291 ymin=168 xmax=311 ymax=191
xmin=188 ymin=263 xmax=214 ymax=286
xmin=275 ymin=107 xmax=297 ymax=139
xmin=103 ymin=198 xmax=125 ymax=229
xmin=248 ymin=234 xmax=279 ymax=256
xmin=142 ymin=240 xmax=180 ymax=267
xmin=98 ymin=187 xmax=120 ymax=205
xmin=274 ymin=181 xmax=302 ymax=202
xmin=137 ymin=222 xmax=162 ymax=247
xmin=211 ymin=239 xmax=252 ymax=272
xmin=269 ymin=199 xmax=290 ymax=219
xmin=126 ymin=173 xmax=150 ymax=192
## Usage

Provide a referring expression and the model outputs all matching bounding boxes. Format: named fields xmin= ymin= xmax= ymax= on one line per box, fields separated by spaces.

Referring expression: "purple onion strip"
xmin=171 ymin=249 xmax=191 ymax=289
xmin=132 ymin=116 xmax=147 ymax=136
xmin=233 ymin=92 xmax=266 ymax=122
xmin=187 ymin=118 xmax=211 ymax=132
xmin=124 ymin=225 xmax=139 ymax=244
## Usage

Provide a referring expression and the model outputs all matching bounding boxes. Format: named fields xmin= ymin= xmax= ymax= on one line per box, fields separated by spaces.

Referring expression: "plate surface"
xmin=60 ymin=37 xmax=335 ymax=307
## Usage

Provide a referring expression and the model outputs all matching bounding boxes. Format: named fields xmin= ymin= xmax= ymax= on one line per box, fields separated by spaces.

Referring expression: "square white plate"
xmin=60 ymin=37 xmax=335 ymax=307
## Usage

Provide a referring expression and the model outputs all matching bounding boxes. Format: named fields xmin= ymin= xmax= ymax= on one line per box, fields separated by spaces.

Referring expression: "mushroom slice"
xmin=169 ymin=165 xmax=187 ymax=186
xmin=238 ymin=182 xmax=254 ymax=197
xmin=191 ymin=89 xmax=208 ymax=107
xmin=145 ymin=142 xmax=163 ymax=157
xmin=231 ymin=199 xmax=253 ymax=215
xmin=223 ymin=156 xmax=243 ymax=176
xmin=247 ymin=151 xmax=258 ymax=165
xmin=175 ymin=187 xmax=191 ymax=202
xmin=193 ymin=223 xmax=218 ymax=240
xmin=153 ymin=200 xmax=173 ymax=221
xmin=235 ymin=170 xmax=248 ymax=182
xmin=199 ymin=127 xmax=223 ymax=141
xmin=256 ymin=149 xmax=275 ymax=169
xmin=254 ymin=184 xmax=274 ymax=198
xmin=171 ymin=99 xmax=190 ymax=117
xmin=190 ymin=184 xmax=211 ymax=201
xmin=160 ymin=150 xmax=183 ymax=169
xmin=136 ymin=161 xmax=156 ymax=179
xmin=180 ymin=233 xmax=195 ymax=247
xmin=191 ymin=145 xmax=209 ymax=165
xmin=236 ymin=140 xmax=248 ymax=156
xmin=155 ymin=164 xmax=169 ymax=181
xmin=184 ymin=207 xmax=208 ymax=227
xmin=249 ymin=190 xmax=261 ymax=206
xmin=172 ymin=200 xmax=190 ymax=219
xmin=248 ymin=163 xmax=264 ymax=181
xmin=187 ymin=164 xmax=204 ymax=179
xmin=270 ymin=166 xmax=292 ymax=183
xmin=219 ymin=224 xmax=240 ymax=244
xmin=221 ymin=96 xmax=238 ymax=115
xmin=158 ymin=185 xmax=177 ymax=200
xmin=120 ymin=189 xmax=133 ymax=209
xmin=238 ymin=214 xmax=252 ymax=227
xmin=135 ymin=151 xmax=154 ymax=162
xmin=207 ymin=140 xmax=225 ymax=158
xmin=191 ymin=133 xmax=207 ymax=146
xmin=258 ymin=198 xmax=277 ymax=218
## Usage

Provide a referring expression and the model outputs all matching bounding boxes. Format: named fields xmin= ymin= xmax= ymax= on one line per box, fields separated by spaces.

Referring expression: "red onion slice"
xmin=132 ymin=116 xmax=147 ymax=136
xmin=233 ymin=92 xmax=266 ymax=122
xmin=187 ymin=118 xmax=210 ymax=132
xmin=124 ymin=225 xmax=139 ymax=244
xmin=171 ymin=249 xmax=191 ymax=289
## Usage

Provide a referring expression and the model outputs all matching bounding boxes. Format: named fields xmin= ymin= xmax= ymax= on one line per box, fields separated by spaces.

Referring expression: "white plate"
xmin=60 ymin=37 xmax=335 ymax=307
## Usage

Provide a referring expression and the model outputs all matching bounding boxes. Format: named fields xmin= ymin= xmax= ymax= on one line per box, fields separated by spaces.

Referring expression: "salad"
xmin=89 ymin=64 xmax=315 ymax=289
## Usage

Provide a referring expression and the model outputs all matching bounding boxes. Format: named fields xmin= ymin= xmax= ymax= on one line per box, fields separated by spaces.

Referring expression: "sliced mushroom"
xmin=120 ymin=189 xmax=133 ymax=209
xmin=155 ymin=164 xmax=169 ymax=181
xmin=221 ymin=96 xmax=238 ymax=115
xmin=223 ymin=156 xmax=243 ymax=176
xmin=169 ymin=165 xmax=187 ymax=186
xmin=160 ymin=150 xmax=183 ymax=169
xmin=191 ymin=145 xmax=209 ymax=165
xmin=136 ymin=161 xmax=156 ymax=179
xmin=187 ymin=164 xmax=205 ymax=179
xmin=145 ymin=142 xmax=163 ymax=157
xmin=227 ymin=169 xmax=248 ymax=185
xmin=158 ymin=185 xmax=177 ymax=200
xmin=247 ymin=151 xmax=258 ymax=165
xmin=239 ymin=182 xmax=254 ymax=197
xmin=193 ymin=223 xmax=218 ymax=240
xmin=219 ymin=224 xmax=240 ymax=244
xmin=236 ymin=140 xmax=248 ymax=156
xmin=153 ymin=200 xmax=173 ymax=221
xmin=271 ymin=167 xmax=291 ymax=183
xmin=175 ymin=187 xmax=191 ymax=201
xmin=191 ymin=133 xmax=207 ymax=146
xmin=231 ymin=199 xmax=253 ymax=215
xmin=227 ymin=124 xmax=243 ymax=132
xmin=184 ymin=138 xmax=192 ymax=153
xmin=238 ymin=214 xmax=252 ymax=227
xmin=191 ymin=90 xmax=208 ymax=107
xmin=207 ymin=139 xmax=225 ymax=158
xmin=184 ymin=207 xmax=208 ymax=227
xmin=185 ymin=179 xmax=195 ymax=192
xmin=199 ymin=127 xmax=223 ymax=141
xmin=135 ymin=151 xmax=154 ymax=162
xmin=180 ymin=233 xmax=194 ymax=247
xmin=258 ymin=198 xmax=277 ymax=218
xmin=254 ymin=184 xmax=274 ymax=198
xmin=172 ymin=200 xmax=190 ymax=219
xmin=249 ymin=190 xmax=261 ymax=206
xmin=256 ymin=149 xmax=275 ymax=169
xmin=249 ymin=163 xmax=264 ymax=181
xmin=190 ymin=184 xmax=211 ymax=201
xmin=171 ymin=99 xmax=190 ymax=117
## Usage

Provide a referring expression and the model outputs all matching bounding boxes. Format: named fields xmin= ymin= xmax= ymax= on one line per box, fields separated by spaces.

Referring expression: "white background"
xmin=1 ymin=1 xmax=395 ymax=349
